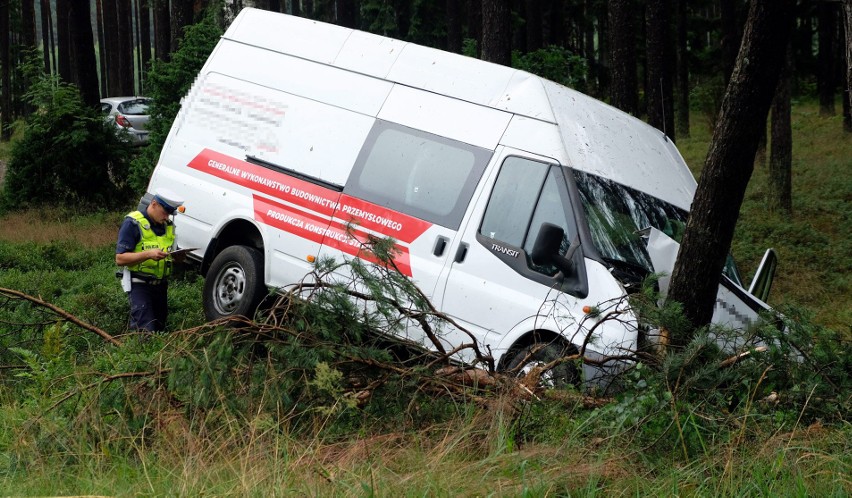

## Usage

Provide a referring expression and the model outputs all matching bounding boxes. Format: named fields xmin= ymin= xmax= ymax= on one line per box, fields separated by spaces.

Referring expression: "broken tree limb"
xmin=718 ymin=345 xmax=768 ymax=369
xmin=0 ymin=287 xmax=122 ymax=346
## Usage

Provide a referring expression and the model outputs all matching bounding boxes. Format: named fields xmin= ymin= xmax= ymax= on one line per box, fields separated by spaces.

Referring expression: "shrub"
xmin=513 ymin=46 xmax=589 ymax=92
xmin=0 ymin=69 xmax=134 ymax=211
xmin=689 ymin=75 xmax=726 ymax=132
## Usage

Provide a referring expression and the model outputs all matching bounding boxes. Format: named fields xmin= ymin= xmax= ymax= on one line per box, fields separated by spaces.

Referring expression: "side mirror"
xmin=748 ymin=248 xmax=777 ymax=302
xmin=530 ymin=222 xmax=579 ymax=276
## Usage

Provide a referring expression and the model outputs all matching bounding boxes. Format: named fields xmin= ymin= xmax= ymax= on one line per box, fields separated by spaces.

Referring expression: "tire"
xmin=504 ymin=341 xmax=580 ymax=388
xmin=203 ymin=245 xmax=267 ymax=321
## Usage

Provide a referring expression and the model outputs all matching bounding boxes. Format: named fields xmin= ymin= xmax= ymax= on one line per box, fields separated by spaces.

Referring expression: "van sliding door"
xmin=315 ymin=120 xmax=492 ymax=350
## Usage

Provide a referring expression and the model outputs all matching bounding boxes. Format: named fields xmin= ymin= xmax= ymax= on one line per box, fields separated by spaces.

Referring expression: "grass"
xmin=0 ymin=99 xmax=849 ymax=496
xmin=0 ymin=207 xmax=120 ymax=246
xmin=2 ymin=403 xmax=848 ymax=495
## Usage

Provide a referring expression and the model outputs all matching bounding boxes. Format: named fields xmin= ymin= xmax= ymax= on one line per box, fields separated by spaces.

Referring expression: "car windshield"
xmin=117 ymin=98 xmax=151 ymax=115
xmin=572 ymin=169 xmax=742 ymax=285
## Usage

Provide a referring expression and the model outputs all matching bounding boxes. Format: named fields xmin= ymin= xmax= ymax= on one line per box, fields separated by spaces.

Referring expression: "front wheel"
xmin=203 ymin=245 xmax=267 ymax=321
xmin=504 ymin=341 xmax=580 ymax=388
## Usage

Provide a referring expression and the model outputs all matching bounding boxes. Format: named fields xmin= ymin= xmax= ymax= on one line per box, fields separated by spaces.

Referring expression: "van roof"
xmin=224 ymin=8 xmax=697 ymax=210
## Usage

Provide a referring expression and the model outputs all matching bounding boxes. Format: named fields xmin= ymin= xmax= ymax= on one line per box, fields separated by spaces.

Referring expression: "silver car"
xmin=101 ymin=96 xmax=152 ymax=146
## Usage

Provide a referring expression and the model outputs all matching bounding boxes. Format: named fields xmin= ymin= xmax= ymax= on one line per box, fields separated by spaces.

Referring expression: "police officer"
xmin=115 ymin=187 xmax=185 ymax=332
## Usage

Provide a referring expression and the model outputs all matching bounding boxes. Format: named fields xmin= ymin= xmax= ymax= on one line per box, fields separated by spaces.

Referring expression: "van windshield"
xmin=572 ymin=170 xmax=742 ymax=285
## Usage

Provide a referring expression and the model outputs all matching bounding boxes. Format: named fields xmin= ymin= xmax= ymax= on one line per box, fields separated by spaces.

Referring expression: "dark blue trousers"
xmin=129 ymin=281 xmax=169 ymax=332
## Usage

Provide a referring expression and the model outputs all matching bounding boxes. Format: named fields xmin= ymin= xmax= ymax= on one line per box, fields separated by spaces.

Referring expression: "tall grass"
xmin=3 ymin=397 xmax=848 ymax=495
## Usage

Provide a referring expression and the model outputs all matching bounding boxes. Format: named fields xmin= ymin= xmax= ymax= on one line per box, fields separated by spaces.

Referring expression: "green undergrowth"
xmin=0 ymin=236 xmax=849 ymax=495
xmin=0 ymin=238 xmax=204 ymax=336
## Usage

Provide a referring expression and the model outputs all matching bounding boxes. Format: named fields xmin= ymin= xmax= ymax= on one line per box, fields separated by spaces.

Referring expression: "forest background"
xmin=0 ymin=0 xmax=849 ymax=495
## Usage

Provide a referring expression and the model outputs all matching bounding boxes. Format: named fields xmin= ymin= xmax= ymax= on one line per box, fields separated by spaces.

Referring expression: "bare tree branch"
xmin=0 ymin=287 xmax=122 ymax=346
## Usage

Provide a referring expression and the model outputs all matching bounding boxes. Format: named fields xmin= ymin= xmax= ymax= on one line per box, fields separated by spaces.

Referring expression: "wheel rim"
xmin=517 ymin=360 xmax=559 ymax=387
xmin=212 ymin=262 xmax=247 ymax=315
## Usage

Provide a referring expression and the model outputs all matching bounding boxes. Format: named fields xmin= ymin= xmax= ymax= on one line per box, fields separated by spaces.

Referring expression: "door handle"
xmin=433 ymin=236 xmax=448 ymax=257
xmin=454 ymin=243 xmax=468 ymax=263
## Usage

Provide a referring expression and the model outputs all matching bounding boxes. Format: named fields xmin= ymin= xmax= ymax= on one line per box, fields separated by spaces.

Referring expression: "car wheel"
xmin=203 ymin=245 xmax=267 ymax=321
xmin=504 ymin=341 xmax=580 ymax=388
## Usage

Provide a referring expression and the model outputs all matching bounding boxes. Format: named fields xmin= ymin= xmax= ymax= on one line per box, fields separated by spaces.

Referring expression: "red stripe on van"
xmin=318 ymin=219 xmax=413 ymax=277
xmin=253 ymin=195 xmax=413 ymax=277
xmin=254 ymin=195 xmax=329 ymax=245
xmin=188 ymin=148 xmax=434 ymax=244
xmin=188 ymin=148 xmax=340 ymax=217
xmin=334 ymin=194 xmax=432 ymax=244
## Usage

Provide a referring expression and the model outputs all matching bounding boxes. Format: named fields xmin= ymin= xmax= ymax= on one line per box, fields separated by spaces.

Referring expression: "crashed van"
xmin=146 ymin=8 xmax=777 ymax=384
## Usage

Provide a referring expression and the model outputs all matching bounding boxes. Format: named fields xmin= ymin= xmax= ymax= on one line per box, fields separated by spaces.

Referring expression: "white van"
xmin=146 ymin=8 xmax=776 ymax=384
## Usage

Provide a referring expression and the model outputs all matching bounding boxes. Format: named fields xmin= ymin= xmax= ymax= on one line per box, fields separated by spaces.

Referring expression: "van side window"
xmin=345 ymin=120 xmax=492 ymax=229
xmin=480 ymin=157 xmax=548 ymax=246
xmin=480 ymin=157 xmax=572 ymax=276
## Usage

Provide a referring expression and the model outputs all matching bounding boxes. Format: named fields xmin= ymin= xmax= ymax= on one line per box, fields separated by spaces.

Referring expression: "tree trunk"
xmin=69 ymin=1 xmax=101 ymax=107
xmin=21 ymin=0 xmax=37 ymax=50
xmin=646 ymin=0 xmax=675 ymax=142
xmin=315 ymin=0 xmax=333 ymax=22
xmin=842 ymin=0 xmax=852 ymax=131
xmin=548 ymin=0 xmax=564 ymax=46
xmin=467 ymin=0 xmax=482 ymax=57
xmin=117 ymin=0 xmax=135 ymax=95
xmin=96 ymin=0 xmax=107 ymax=97
xmin=171 ymin=0 xmax=194 ymax=53
xmin=17 ymin=0 xmax=38 ymax=115
xmin=608 ymin=0 xmax=638 ymax=116
xmin=139 ymin=0 xmax=152 ymax=93
xmin=135 ymin=0 xmax=143 ymax=89
xmin=720 ymin=0 xmax=738 ymax=85
xmin=292 ymin=0 xmax=301 ymax=17
xmin=769 ymin=43 xmax=793 ymax=214
xmin=335 ymin=0 xmax=357 ymax=28
xmin=666 ymin=0 xmax=796 ymax=337
xmin=584 ymin=0 xmax=597 ymax=95
xmin=481 ymin=0 xmax=511 ymax=66
xmin=597 ymin=0 xmax=610 ymax=98
xmin=526 ymin=0 xmax=543 ymax=52
xmin=393 ymin=0 xmax=411 ymax=40
xmin=817 ymin=1 xmax=837 ymax=116
xmin=1 ymin=0 xmax=10 ymax=140
xmin=754 ymin=122 xmax=767 ymax=169
xmin=447 ymin=0 xmax=462 ymax=53
xmin=513 ymin=0 xmax=526 ymax=53
xmin=40 ymin=0 xmax=54 ymax=75
xmin=676 ymin=0 xmax=689 ymax=138
xmin=56 ymin=0 xmax=72 ymax=83
xmin=154 ymin=0 xmax=171 ymax=61
xmin=102 ymin=0 xmax=121 ymax=96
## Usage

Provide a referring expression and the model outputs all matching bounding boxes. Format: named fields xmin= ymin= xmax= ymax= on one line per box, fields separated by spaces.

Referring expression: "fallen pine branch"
xmin=0 ymin=287 xmax=122 ymax=346
xmin=719 ymin=345 xmax=769 ymax=369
